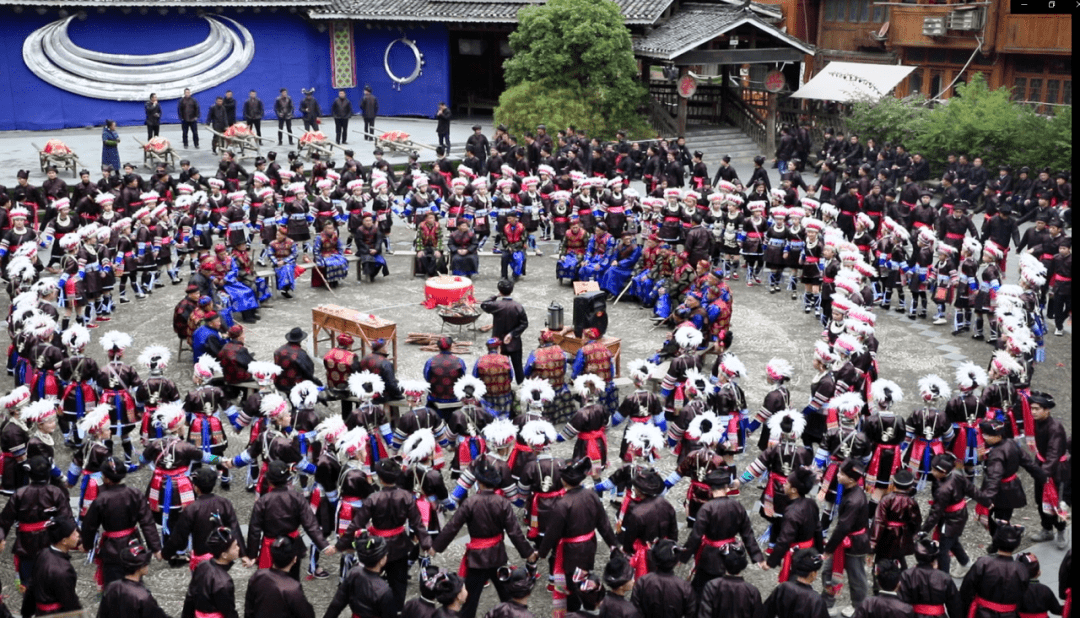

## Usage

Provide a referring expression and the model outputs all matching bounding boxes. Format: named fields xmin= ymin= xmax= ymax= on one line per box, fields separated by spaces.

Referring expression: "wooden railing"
xmin=721 ymin=85 xmax=768 ymax=152
xmin=648 ymin=80 xmax=726 ymax=127
xmin=777 ymin=99 xmax=851 ymax=146
xmin=646 ymin=95 xmax=679 ymax=137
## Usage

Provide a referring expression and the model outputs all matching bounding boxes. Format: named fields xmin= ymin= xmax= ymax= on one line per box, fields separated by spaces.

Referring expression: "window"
xmin=1015 ymin=56 xmax=1043 ymax=74
xmin=1046 ymin=80 xmax=1060 ymax=105
xmin=873 ymin=3 xmax=887 ymax=21
xmin=858 ymin=0 xmax=871 ymax=21
xmin=1028 ymin=78 xmax=1042 ymax=102
xmin=909 ymin=72 xmax=923 ymax=96
xmin=1064 ymin=81 xmax=1072 ymax=105
xmin=930 ymin=72 xmax=942 ymax=98
xmin=825 ymin=0 xmax=837 ymax=20
xmin=907 ymin=48 xmax=927 ymax=63
xmin=1012 ymin=78 xmax=1027 ymax=101
xmin=848 ymin=0 xmax=860 ymax=21
xmin=973 ymin=51 xmax=993 ymax=66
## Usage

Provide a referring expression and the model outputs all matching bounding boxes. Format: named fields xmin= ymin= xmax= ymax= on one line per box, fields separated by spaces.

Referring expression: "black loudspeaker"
xmin=573 ymin=291 xmax=609 ymax=338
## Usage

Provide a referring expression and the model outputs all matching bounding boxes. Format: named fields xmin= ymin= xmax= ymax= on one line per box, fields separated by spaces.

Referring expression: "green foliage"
xmin=495 ymin=83 xmax=608 ymax=139
xmin=846 ymin=74 xmax=1071 ymax=174
xmin=846 ymin=94 xmax=929 ymax=147
xmin=499 ymin=0 xmax=648 ymax=140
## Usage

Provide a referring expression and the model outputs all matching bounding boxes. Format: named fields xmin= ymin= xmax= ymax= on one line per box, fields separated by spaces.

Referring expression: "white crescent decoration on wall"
xmin=22 ymin=15 xmax=255 ymax=101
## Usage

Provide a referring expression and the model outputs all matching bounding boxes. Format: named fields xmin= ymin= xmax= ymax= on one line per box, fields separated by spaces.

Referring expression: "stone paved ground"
xmin=0 ymin=125 xmax=1070 ymax=618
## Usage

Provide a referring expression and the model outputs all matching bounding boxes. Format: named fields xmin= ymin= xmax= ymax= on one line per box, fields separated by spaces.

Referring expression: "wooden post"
xmin=677 ymin=66 xmax=689 ymax=136
xmin=766 ymin=90 xmax=777 ymax=156
xmin=640 ymin=60 xmax=651 ymax=87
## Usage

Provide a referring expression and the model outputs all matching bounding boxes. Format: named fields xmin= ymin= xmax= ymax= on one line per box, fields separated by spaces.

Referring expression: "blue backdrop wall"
xmin=0 ymin=8 xmax=451 ymax=131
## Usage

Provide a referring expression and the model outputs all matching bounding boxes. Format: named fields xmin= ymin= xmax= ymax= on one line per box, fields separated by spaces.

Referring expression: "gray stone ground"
xmin=0 ymin=121 xmax=1071 ymax=618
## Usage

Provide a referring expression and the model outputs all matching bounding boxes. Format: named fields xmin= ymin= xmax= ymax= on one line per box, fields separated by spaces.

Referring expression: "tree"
xmin=846 ymin=94 xmax=929 ymax=149
xmin=498 ymin=0 xmax=650 ymax=139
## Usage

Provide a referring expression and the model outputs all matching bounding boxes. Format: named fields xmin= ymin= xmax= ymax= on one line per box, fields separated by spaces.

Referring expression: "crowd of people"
xmin=0 ymin=117 xmax=1073 ymax=618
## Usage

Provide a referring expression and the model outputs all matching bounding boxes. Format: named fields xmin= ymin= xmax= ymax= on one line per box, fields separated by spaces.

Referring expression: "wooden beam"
xmin=674 ymin=47 xmax=807 ymax=65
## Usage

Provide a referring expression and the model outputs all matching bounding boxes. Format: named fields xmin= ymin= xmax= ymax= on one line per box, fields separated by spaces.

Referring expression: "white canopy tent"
xmin=791 ymin=61 xmax=916 ymax=102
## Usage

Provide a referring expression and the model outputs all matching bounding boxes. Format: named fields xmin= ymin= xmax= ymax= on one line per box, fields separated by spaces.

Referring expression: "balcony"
xmin=886 ymin=3 xmax=985 ymax=47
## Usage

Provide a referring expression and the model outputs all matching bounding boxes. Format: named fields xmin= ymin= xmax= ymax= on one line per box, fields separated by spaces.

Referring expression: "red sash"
xmin=968 ymin=597 xmax=1017 ymax=618
xmin=944 ymin=499 xmax=968 ymax=513
xmin=868 ymin=443 xmax=901 ymax=479
xmin=337 ymin=498 xmax=363 ymax=536
xmin=946 ymin=232 xmax=964 ymax=240
xmin=367 ymin=524 xmax=406 ymax=538
xmin=777 ymin=538 xmax=815 ymax=582
xmin=103 ymin=526 xmax=137 ymax=539
xmin=506 ymin=441 xmax=531 ymax=471
xmin=694 ymin=535 xmax=736 ymax=564
xmin=528 ymin=489 xmax=565 ymax=538
xmin=458 ymin=534 xmax=504 ymax=576
xmin=196 ymin=612 xmax=225 ymax=618
xmin=19 ymin=520 xmax=48 ymax=532
xmin=827 ymin=528 xmax=866 ymax=595
xmin=577 ymin=428 xmax=607 ymax=463
xmin=914 ymin=605 xmax=947 ymax=616
xmin=257 ymin=528 xmax=300 ymax=569
xmin=37 ymin=603 xmax=62 ymax=613
xmin=190 ymin=553 xmax=213 ymax=571
xmin=762 ymin=472 xmax=789 ymax=517
xmin=416 ymin=495 xmax=432 ymax=530
xmin=553 ymin=531 xmax=595 ymax=576
xmin=630 ymin=538 xmax=649 ymax=578
xmin=1020 ymin=613 xmax=1048 ymax=618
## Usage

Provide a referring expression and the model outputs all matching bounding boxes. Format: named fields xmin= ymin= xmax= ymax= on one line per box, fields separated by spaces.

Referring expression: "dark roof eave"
xmin=308 ymin=12 xmax=661 ymax=24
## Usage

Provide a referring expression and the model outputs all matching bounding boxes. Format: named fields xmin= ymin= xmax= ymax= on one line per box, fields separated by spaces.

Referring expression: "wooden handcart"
xmin=137 ymin=137 xmax=179 ymax=171
xmin=372 ymin=130 xmax=437 ymax=156
xmin=32 ymin=140 xmax=82 ymax=177
xmin=294 ymin=130 xmax=337 ymax=163
xmin=207 ymin=123 xmax=265 ymax=159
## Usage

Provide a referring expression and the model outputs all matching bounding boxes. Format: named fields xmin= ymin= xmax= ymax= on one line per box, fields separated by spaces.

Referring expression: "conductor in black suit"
xmin=480 ymin=278 xmax=529 ymax=384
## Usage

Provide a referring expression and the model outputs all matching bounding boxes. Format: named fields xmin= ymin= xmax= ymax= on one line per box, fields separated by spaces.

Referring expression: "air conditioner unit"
xmin=922 ymin=16 xmax=945 ymax=37
xmin=947 ymin=8 xmax=983 ymax=30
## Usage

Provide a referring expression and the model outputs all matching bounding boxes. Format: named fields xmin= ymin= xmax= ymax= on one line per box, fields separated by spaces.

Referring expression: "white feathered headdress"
xmin=151 ymin=401 xmax=187 ymax=431
xmin=61 ymin=325 xmax=91 ymax=351
xmin=249 ymin=361 xmax=282 ymax=386
xmin=0 ymin=386 xmax=32 ymax=412
xmin=955 ymin=362 xmax=988 ymax=391
xmin=315 ymin=416 xmax=347 ymax=446
xmin=683 ymin=368 xmax=713 ymax=399
xmin=453 ymin=375 xmax=487 ymax=402
xmin=348 ymin=371 xmax=385 ymax=400
xmin=138 ymin=345 xmax=171 ymax=371
xmin=336 ymin=426 xmax=370 ymax=460
xmin=290 ymin=381 xmax=319 ymax=409
xmin=99 ymin=330 xmax=133 ymax=353
xmin=21 ymin=399 xmax=58 ymax=425
xmin=518 ymin=377 xmax=556 ymax=407
xmin=765 ymin=358 xmax=794 ymax=382
xmin=918 ymin=374 xmax=951 ymax=403
xmin=572 ymin=374 xmax=606 ymax=399
xmin=401 ymin=428 xmax=436 ymax=464
xmin=1006 ymin=330 xmax=1037 ymax=354
xmin=767 ymin=408 xmax=807 ymax=440
xmin=870 ymin=379 xmax=904 ymax=408
xmin=625 ymin=423 xmax=665 ymax=458
xmin=399 ymin=379 xmax=430 ymax=398
xmin=687 ymin=411 xmax=726 ymax=445
xmin=260 ymin=392 xmax=291 ymax=418
xmin=483 ymin=418 xmax=518 ymax=449
xmin=194 ymin=354 xmax=223 ymax=380
xmin=77 ymin=404 xmax=112 ymax=437
xmin=520 ymin=420 xmax=557 ymax=447
xmin=6 ymin=256 xmax=35 ymax=282
xmin=717 ymin=353 xmax=745 ymax=379
xmin=674 ymin=326 xmax=703 ymax=350
xmin=826 ymin=392 xmax=865 ymax=424
xmin=990 ymin=350 xmax=1023 ymax=377
xmin=628 ymin=359 xmax=655 ymax=384
xmin=26 ymin=314 xmax=57 ymax=339
xmin=833 ymin=333 xmax=866 ymax=357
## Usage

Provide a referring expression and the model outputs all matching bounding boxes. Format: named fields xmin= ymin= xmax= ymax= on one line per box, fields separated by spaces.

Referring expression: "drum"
xmin=424 ymin=275 xmax=474 ymax=308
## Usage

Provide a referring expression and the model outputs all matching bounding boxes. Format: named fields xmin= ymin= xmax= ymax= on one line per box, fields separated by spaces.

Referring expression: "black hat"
xmin=978 ymin=419 xmax=1005 ymax=437
xmin=188 ymin=167 xmax=200 ymax=176
xmin=205 ymin=525 xmax=235 ymax=558
xmin=754 ymin=155 xmax=766 ymax=165
xmin=101 ymin=456 xmax=127 ymax=482
xmin=1036 ymin=213 xmax=1050 ymax=224
xmin=632 ymin=469 xmax=665 ymax=498
xmin=473 ymin=457 xmax=504 ymax=488
xmin=891 ymin=469 xmax=915 ymax=489
xmin=992 ymin=521 xmax=1024 ymax=552
xmin=562 ymin=457 xmax=592 ymax=486
xmin=1060 ymin=237 xmax=1071 ymax=248
xmin=722 ymin=155 xmax=731 ymax=162
xmin=266 ymin=459 xmax=292 ymax=485
xmin=48 ymin=516 xmax=79 ymax=545
xmin=17 ymin=170 xmax=30 ymax=179
xmin=26 ymin=455 xmax=51 ymax=482
xmin=497 ymin=564 xmax=538 ymax=598
xmin=693 ymin=150 xmax=704 ymax=159
xmin=914 ymin=537 xmax=939 ymax=564
xmin=269 ymin=536 xmax=296 ymax=569
xmin=1049 ymin=217 xmax=1064 ymax=228
xmin=419 ymin=565 xmax=445 ymax=601
xmin=791 ymin=548 xmax=823 ymax=577
xmin=472 ymin=124 xmax=482 ymax=130
xmin=786 ymin=466 xmax=815 ymax=496
xmin=1028 ymin=390 xmax=1055 ymax=409
xmin=285 ymin=327 xmax=307 ymax=343
xmin=192 ymin=466 xmax=218 ymax=493
xmin=433 ymin=572 xmax=465 ymax=605
xmin=875 ymin=558 xmax=903 ymax=591
xmin=720 ymin=542 xmax=749 ymax=575
xmin=840 ymin=458 xmax=865 ymax=481
xmin=931 ymin=452 xmax=956 ymax=473
xmin=354 ymin=531 xmax=389 ymax=566
xmin=374 ymin=148 xmax=384 ymax=155
xmin=121 ymin=539 xmax=153 ymax=573
xmin=704 ymin=468 xmax=731 ymax=489
xmin=571 ymin=568 xmax=606 ymax=610
xmin=497 ymin=124 xmax=508 ymax=132
xmin=998 ymin=204 xmax=1013 ymax=215
xmin=650 ymin=538 xmax=682 ymax=570
xmin=603 ymin=551 xmax=634 ymax=589
xmin=1017 ymin=552 xmax=1040 ymax=577
xmin=375 ymin=458 xmax=403 ymax=484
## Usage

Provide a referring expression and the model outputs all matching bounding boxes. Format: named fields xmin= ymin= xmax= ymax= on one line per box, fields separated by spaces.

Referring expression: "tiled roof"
xmin=310 ymin=0 xmax=676 ymax=24
xmin=633 ymin=2 xmax=813 ymax=60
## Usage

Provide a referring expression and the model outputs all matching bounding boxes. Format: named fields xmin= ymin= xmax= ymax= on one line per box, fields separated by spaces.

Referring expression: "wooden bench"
xmin=461 ymin=93 xmax=498 ymax=117
xmin=177 ymin=337 xmax=192 ymax=361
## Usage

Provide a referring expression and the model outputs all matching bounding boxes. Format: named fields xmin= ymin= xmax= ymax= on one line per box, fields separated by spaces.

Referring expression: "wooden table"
xmin=312 ymin=304 xmax=398 ymax=369
xmin=550 ymin=329 xmax=622 ymax=378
